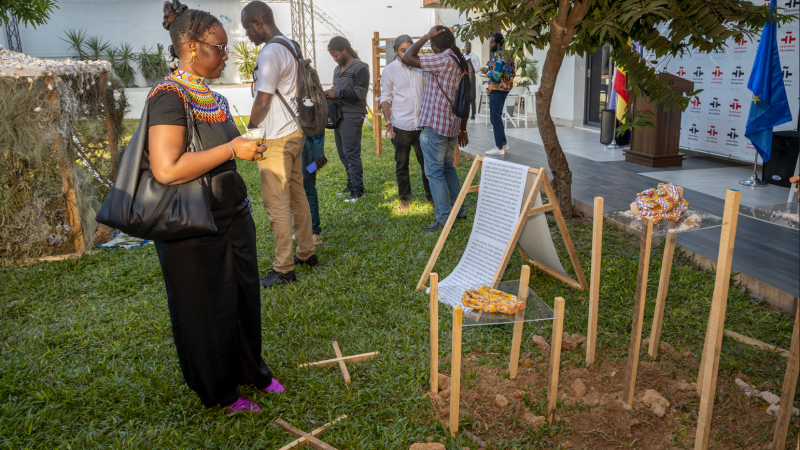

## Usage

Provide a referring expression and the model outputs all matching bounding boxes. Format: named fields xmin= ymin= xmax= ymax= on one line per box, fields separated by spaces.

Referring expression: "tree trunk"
xmin=533 ymin=1 xmax=589 ymax=218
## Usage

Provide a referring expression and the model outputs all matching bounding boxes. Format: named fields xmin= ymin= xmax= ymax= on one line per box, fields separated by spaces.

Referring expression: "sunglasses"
xmin=197 ymin=40 xmax=228 ymax=56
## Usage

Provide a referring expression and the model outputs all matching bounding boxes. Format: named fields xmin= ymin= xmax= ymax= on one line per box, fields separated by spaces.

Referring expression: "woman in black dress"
xmin=149 ymin=0 xmax=283 ymax=413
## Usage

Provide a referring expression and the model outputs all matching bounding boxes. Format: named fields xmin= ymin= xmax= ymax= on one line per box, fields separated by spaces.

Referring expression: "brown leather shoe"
xmin=398 ymin=200 xmax=410 ymax=212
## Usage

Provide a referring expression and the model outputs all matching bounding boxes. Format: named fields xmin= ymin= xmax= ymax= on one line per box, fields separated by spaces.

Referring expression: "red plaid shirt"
xmin=419 ymin=49 xmax=462 ymax=137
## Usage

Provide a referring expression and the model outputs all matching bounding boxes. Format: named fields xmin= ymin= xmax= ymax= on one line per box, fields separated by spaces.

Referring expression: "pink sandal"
xmin=262 ymin=378 xmax=285 ymax=394
xmin=224 ymin=396 xmax=261 ymax=414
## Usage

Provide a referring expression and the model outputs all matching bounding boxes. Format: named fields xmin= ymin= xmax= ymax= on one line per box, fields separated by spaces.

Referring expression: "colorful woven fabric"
xmin=462 ymin=286 xmax=525 ymax=314
xmin=149 ymin=70 xmax=227 ymax=123
xmin=635 ymin=183 xmax=689 ymax=223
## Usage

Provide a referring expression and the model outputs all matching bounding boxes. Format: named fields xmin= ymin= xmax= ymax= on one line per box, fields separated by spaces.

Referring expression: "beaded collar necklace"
xmin=158 ymin=70 xmax=227 ymax=123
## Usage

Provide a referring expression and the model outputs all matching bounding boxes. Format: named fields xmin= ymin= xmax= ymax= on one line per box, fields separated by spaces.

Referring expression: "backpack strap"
xmin=264 ymin=36 xmax=304 ymax=131
xmin=431 ymin=54 xmax=467 ymax=108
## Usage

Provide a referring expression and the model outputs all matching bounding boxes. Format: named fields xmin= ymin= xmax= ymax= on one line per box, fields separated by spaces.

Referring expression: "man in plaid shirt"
xmin=402 ymin=25 xmax=470 ymax=231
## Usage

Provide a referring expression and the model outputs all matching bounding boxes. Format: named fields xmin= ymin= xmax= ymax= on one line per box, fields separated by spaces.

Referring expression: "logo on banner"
xmin=693 ymin=67 xmax=704 ymax=83
xmin=711 ymin=67 xmax=723 ymax=84
xmin=728 ymin=99 xmax=743 ymax=118
xmin=690 ymin=97 xmax=702 ymax=114
xmin=785 ymin=0 xmax=799 ymax=8
xmin=688 ymin=124 xmax=700 ymax=142
xmin=780 ymin=31 xmax=797 ymax=52
xmin=676 ymin=67 xmax=686 ymax=77
xmin=706 ymin=125 xmax=719 ymax=144
xmin=731 ymin=66 xmax=745 ymax=86
xmin=709 ymin=97 xmax=722 ymax=115
xmin=783 ymin=65 xmax=794 ymax=87
xmin=726 ymin=128 xmax=740 ymax=148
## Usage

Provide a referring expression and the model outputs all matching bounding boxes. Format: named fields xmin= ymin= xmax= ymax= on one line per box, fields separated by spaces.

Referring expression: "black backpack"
xmin=431 ymin=54 xmax=471 ymax=119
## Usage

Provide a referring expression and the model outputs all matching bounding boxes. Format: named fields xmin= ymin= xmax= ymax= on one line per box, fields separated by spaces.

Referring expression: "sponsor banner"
xmin=659 ymin=15 xmax=798 ymax=162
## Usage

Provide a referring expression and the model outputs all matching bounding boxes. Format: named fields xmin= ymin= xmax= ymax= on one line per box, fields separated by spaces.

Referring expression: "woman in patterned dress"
xmin=149 ymin=0 xmax=283 ymax=413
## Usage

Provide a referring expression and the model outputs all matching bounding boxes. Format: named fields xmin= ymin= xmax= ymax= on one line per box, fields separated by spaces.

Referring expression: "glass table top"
xmin=740 ymin=202 xmax=799 ymax=230
xmin=604 ymin=208 xmax=724 ymax=237
xmin=436 ymin=281 xmax=556 ymax=326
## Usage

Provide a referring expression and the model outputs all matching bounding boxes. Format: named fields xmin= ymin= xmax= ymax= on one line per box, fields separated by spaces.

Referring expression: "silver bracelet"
xmin=225 ymin=143 xmax=236 ymax=160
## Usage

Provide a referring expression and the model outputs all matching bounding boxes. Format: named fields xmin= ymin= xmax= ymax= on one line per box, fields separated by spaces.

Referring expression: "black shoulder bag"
xmin=95 ymin=82 xmax=217 ymax=241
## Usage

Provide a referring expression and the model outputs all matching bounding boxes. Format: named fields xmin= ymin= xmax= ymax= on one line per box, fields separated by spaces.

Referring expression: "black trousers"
xmin=154 ymin=207 xmax=272 ymax=408
xmin=334 ymin=117 xmax=365 ymax=194
xmin=392 ymin=127 xmax=432 ymax=201
xmin=470 ymin=74 xmax=477 ymax=117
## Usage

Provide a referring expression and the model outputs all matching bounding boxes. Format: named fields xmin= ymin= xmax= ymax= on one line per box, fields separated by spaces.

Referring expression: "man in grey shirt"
xmin=325 ymin=36 xmax=369 ymax=202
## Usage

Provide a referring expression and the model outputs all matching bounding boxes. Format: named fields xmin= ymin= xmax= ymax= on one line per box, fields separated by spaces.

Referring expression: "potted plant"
xmin=228 ymin=41 xmax=258 ymax=83
xmin=514 ymin=56 xmax=539 ymax=92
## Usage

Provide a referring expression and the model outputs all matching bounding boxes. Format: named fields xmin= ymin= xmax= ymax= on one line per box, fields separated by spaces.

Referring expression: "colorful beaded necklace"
xmin=152 ymin=70 xmax=227 ymax=123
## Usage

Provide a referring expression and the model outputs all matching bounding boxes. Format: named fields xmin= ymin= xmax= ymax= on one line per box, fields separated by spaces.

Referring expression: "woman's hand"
xmin=229 ymin=136 xmax=264 ymax=161
xmin=428 ymin=25 xmax=446 ymax=39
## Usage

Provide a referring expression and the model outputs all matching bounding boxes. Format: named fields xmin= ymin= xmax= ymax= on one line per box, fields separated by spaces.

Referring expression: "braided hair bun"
xmin=163 ymin=0 xmax=188 ymax=30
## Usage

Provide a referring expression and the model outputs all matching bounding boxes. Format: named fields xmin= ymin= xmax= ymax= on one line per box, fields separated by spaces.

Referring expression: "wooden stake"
xmin=547 ymin=297 xmax=565 ymax=425
xmin=623 ymin=217 xmax=654 ymax=405
xmin=509 ymin=265 xmax=530 ymax=379
xmin=275 ymin=419 xmax=338 ymax=450
xmin=430 ymin=273 xmax=439 ymax=393
xmin=449 ymin=305 xmax=463 ymax=437
xmin=372 ymin=31 xmax=382 ymax=156
xmin=299 ymin=352 xmax=379 ymax=368
xmin=331 ymin=341 xmax=351 ymax=385
xmin=100 ymin=73 xmax=118 ymax=181
xmin=587 ymin=197 xmax=603 ymax=365
xmin=277 ymin=416 xmax=347 ymax=450
xmin=694 ymin=189 xmax=741 ymax=450
xmin=454 ymin=143 xmax=460 ymax=167
xmin=770 ymin=300 xmax=799 ymax=450
xmin=541 ymin=173 xmax=589 ymax=291
xmin=648 ymin=230 xmax=677 ymax=359
xmin=416 ymin=156 xmax=483 ymax=290
xmin=648 ymin=187 xmax=682 ymax=359
xmin=724 ymin=329 xmax=790 ymax=358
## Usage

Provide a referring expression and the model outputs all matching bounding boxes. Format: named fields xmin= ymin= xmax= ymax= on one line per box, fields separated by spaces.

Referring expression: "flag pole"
xmin=739 ymin=152 xmax=769 ymax=187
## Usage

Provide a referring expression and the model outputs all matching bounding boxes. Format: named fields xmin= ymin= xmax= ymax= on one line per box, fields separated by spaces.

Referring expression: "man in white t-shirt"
xmin=242 ymin=1 xmax=318 ymax=288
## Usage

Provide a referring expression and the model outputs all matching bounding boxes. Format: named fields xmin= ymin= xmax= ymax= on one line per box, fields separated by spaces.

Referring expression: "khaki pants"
xmin=257 ymin=129 xmax=315 ymax=273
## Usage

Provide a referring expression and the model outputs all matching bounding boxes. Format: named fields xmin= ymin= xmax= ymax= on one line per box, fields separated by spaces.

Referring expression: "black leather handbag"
xmin=326 ymin=98 xmax=342 ymax=129
xmin=95 ymin=83 xmax=217 ymax=241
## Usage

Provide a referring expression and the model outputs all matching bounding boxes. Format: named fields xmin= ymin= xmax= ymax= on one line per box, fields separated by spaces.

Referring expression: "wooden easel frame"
xmin=416 ymin=155 xmax=588 ymax=291
xmin=430 ymin=267 xmax=565 ymax=437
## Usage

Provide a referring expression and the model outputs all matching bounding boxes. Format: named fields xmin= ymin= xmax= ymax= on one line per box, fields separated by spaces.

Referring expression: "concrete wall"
xmin=527 ymin=47 xmax=586 ymax=127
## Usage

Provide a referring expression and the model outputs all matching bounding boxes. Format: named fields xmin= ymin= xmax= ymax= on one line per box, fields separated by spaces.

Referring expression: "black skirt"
xmin=154 ymin=203 xmax=272 ymax=408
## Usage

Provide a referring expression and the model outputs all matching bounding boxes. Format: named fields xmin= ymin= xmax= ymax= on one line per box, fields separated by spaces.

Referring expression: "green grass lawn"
xmin=0 ymin=124 xmax=796 ymax=449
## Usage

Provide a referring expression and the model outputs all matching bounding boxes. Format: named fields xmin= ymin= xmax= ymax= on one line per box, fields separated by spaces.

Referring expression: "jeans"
xmin=420 ymin=127 xmax=465 ymax=225
xmin=334 ymin=116 xmax=365 ymax=194
xmin=391 ymin=127 xmax=432 ymax=202
xmin=489 ymin=90 xmax=509 ymax=148
xmin=469 ymin=74 xmax=477 ymax=117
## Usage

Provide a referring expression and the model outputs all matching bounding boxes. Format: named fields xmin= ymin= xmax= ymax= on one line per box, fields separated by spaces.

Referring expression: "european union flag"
xmin=745 ymin=0 xmax=793 ymax=162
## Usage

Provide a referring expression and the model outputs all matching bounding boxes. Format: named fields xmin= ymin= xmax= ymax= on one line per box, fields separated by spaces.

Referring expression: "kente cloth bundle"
xmin=635 ymin=183 xmax=689 ymax=224
xmin=461 ymin=286 xmax=525 ymax=314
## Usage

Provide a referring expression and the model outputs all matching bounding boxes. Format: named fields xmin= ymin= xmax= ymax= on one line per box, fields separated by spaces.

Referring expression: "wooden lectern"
xmin=624 ymin=73 xmax=694 ymax=167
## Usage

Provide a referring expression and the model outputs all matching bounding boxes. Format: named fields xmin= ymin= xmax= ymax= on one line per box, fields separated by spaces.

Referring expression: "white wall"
xmin=528 ymin=47 xmax=586 ymax=127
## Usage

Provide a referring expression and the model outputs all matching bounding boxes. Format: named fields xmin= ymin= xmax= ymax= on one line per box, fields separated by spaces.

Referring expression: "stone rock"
xmin=561 ymin=332 xmax=578 ymax=351
xmin=570 ymin=378 xmax=587 ymax=398
xmin=424 ymin=391 xmax=441 ymax=401
xmin=583 ymin=392 xmax=600 ymax=406
xmin=572 ymin=334 xmax=586 ymax=345
xmin=439 ymin=387 xmax=451 ymax=401
xmin=761 ymin=391 xmax=781 ymax=405
xmin=513 ymin=390 xmax=525 ymax=399
xmin=676 ymin=380 xmax=692 ymax=392
xmin=660 ymin=341 xmax=675 ymax=354
xmin=736 ymin=372 xmax=751 ymax=383
xmin=495 ymin=394 xmax=509 ymax=407
xmin=628 ymin=419 xmax=641 ymax=427
xmin=642 ymin=389 xmax=670 ymax=410
xmin=766 ymin=404 xmax=780 ymax=417
xmin=437 ymin=374 xmax=451 ymax=392
xmin=532 ymin=335 xmax=550 ymax=353
xmin=521 ymin=411 xmax=546 ymax=428
xmin=410 ymin=444 xmax=446 ymax=450
xmin=622 ymin=402 xmax=633 ymax=412
xmin=734 ymin=378 xmax=759 ymax=397
xmin=651 ymin=403 xmax=666 ymax=417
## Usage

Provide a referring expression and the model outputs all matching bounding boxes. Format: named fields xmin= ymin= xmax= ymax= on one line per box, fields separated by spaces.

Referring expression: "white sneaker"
xmin=486 ymin=147 xmax=505 ymax=155
xmin=503 ymin=144 xmax=510 ymax=151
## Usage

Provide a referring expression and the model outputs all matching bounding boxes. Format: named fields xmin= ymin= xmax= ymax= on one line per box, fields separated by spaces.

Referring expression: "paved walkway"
xmin=460 ymin=119 xmax=799 ymax=302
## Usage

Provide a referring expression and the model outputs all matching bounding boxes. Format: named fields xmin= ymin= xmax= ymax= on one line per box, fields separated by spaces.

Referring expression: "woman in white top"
xmin=380 ymin=35 xmax=432 ymax=212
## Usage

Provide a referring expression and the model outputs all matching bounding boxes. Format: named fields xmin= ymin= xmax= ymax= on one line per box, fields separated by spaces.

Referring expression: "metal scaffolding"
xmin=290 ymin=0 xmax=315 ymax=65
xmin=4 ymin=15 xmax=22 ymax=53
